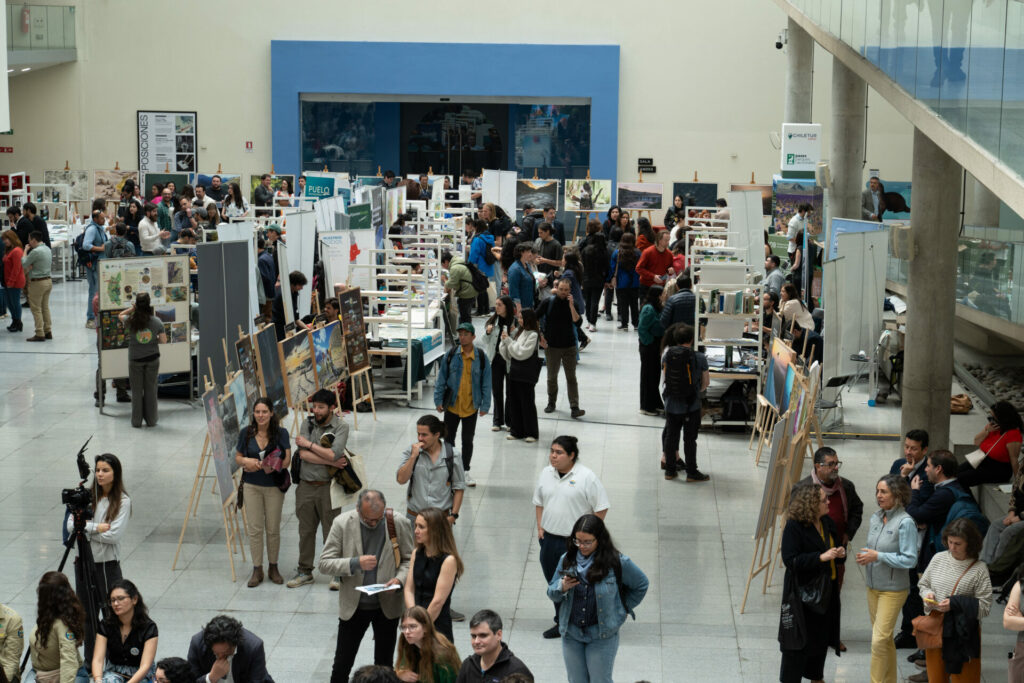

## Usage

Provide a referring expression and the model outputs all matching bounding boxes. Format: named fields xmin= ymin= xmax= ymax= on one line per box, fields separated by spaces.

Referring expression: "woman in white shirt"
xmin=65 ymin=453 xmax=131 ymax=661
xmin=500 ymin=306 xmax=541 ymax=442
xmin=780 ymin=283 xmax=814 ymax=333
xmin=221 ymin=182 xmax=250 ymax=221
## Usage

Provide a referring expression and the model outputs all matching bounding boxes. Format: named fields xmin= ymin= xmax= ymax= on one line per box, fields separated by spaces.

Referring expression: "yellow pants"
xmin=243 ymin=483 xmax=284 ymax=566
xmin=866 ymin=587 xmax=907 ymax=683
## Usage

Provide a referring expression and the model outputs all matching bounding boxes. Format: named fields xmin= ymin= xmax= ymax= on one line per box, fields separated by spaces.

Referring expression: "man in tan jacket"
xmin=319 ymin=489 xmax=414 ymax=682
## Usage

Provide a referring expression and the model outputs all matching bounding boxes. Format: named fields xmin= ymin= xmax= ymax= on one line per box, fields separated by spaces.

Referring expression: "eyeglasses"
xmin=110 ymin=595 xmax=131 ymax=604
xmin=821 ymin=461 xmax=842 ymax=469
xmin=573 ymin=538 xmax=596 ymax=548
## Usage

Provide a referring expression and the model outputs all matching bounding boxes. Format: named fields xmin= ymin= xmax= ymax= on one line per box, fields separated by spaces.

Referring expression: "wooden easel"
xmin=348 ymin=367 xmax=376 ymax=429
xmin=173 ymin=375 xmax=249 ymax=582
xmin=750 ymin=394 xmax=780 ymax=465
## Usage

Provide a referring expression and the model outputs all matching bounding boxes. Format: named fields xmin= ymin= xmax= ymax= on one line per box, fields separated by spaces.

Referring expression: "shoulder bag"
xmin=965 ymin=431 xmax=1007 ymax=469
xmin=912 ymin=560 xmax=977 ymax=649
xmin=385 ymin=507 xmax=402 ymax=570
xmin=509 ymin=336 xmax=542 ymax=385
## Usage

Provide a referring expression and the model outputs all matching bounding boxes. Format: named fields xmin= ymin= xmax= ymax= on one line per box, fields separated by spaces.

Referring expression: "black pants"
xmin=957 ymin=456 xmax=1012 ymax=488
xmin=582 ymin=284 xmax=603 ymax=325
xmin=476 ymin=289 xmax=490 ymax=316
xmin=76 ymin=558 xmax=122 ymax=664
xmin=491 ymin=355 xmax=509 ymax=428
xmin=898 ymin=566 xmax=923 ymax=637
xmin=456 ymin=296 xmax=474 ymax=324
xmin=662 ymin=410 xmax=700 ymax=476
xmin=616 ymin=287 xmax=639 ymax=327
xmin=638 ymin=340 xmax=664 ymax=412
xmin=602 ymin=286 xmax=615 ymax=318
xmin=507 ymin=380 xmax=539 ymax=439
xmin=444 ymin=409 xmax=478 ymax=471
xmin=780 ymin=646 xmax=827 ymax=683
xmin=540 ymin=531 xmax=569 ymax=622
xmin=330 ymin=609 xmax=399 ymax=683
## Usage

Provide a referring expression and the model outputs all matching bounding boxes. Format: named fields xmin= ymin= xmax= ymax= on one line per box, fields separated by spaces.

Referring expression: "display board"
xmin=278 ymin=329 xmax=318 ymax=407
xmin=730 ymin=183 xmax=773 ymax=216
xmin=283 ymin=211 xmax=316 ymax=319
xmin=336 ymin=287 xmax=370 ymax=373
xmin=138 ymin=110 xmax=198 ymax=173
xmin=314 ymin=195 xmax=347 ymax=234
xmin=672 ymin=182 xmax=717 ymax=208
xmin=311 ymin=321 xmax=349 ymax=389
xmin=754 ymin=410 xmax=794 ymax=541
xmin=202 ymin=387 xmax=235 ymax=505
xmin=303 ymin=171 xmax=349 ymax=200
xmin=98 ymin=255 xmax=191 ymax=379
xmin=234 ymin=334 xmax=262 ymax=413
xmin=515 ymin=179 xmax=558 ymax=210
xmin=482 ymin=169 xmax=518 ymax=217
xmin=321 ymin=232 xmax=375 ymax=294
xmin=565 ymin=179 xmax=612 ymax=212
xmin=827 ymin=217 xmax=886 ymax=262
xmin=726 ymin=189 xmax=767 ymax=268
xmin=763 ymin=338 xmax=798 ymax=413
xmin=93 ymin=170 xmax=140 ymax=202
xmin=197 ymin=241 xmax=252 ymax=388
xmin=824 ymin=230 xmax=888 ymax=380
xmin=254 ymin=325 xmax=288 ymax=419
xmin=773 ymin=176 xmax=824 ymax=236
xmin=617 ymin=182 xmax=663 ymax=210
xmin=142 ymin=173 xmax=188 ymax=201
xmin=226 ymin=371 xmax=249 ymax=431
xmin=43 ymin=170 xmax=89 ymax=202
xmin=192 ymin=172 xmax=241 ymax=197
xmin=349 ymin=203 xmax=371 ymax=231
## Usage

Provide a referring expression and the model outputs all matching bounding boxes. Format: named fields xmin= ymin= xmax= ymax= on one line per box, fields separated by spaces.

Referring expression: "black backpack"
xmin=474 ymin=235 xmax=497 ymax=265
xmin=664 ymin=345 xmax=699 ymax=403
xmin=108 ymin=236 xmax=135 ymax=259
xmin=74 ymin=231 xmax=91 ymax=264
xmin=465 ymin=261 xmax=490 ymax=293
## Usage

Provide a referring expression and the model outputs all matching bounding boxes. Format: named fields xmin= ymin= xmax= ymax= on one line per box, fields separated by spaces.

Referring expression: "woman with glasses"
xmin=547 ymin=514 xmax=649 ymax=683
xmin=404 ymin=508 xmax=463 ymax=642
xmin=91 ymin=579 xmax=158 ymax=683
xmin=394 ymin=606 xmax=460 ymax=683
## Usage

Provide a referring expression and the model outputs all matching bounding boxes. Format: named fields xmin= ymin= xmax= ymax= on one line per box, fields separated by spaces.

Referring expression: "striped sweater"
xmin=918 ymin=551 xmax=993 ymax=618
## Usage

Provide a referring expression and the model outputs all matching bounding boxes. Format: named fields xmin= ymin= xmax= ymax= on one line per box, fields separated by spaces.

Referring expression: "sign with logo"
xmin=304 ymin=174 xmax=335 ymax=199
xmin=780 ymin=123 xmax=821 ymax=176
xmin=137 ymin=111 xmax=197 ymax=173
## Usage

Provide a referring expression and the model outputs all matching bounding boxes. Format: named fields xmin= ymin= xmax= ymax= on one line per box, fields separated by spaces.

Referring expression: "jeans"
xmin=330 ymin=610 xmax=399 ymax=683
xmin=562 ymin=625 xmax=619 ymax=683
xmin=85 ymin=262 xmax=99 ymax=320
xmin=491 ymin=354 xmax=508 ymax=427
xmin=638 ymin=340 xmax=664 ymax=412
xmin=616 ymin=287 xmax=638 ymax=327
xmin=540 ymin=532 xmax=569 ymax=623
xmin=867 ymin=587 xmax=907 ymax=683
xmin=582 ymin=284 xmax=604 ymax=325
xmin=661 ymin=410 xmax=700 ymax=475
xmin=444 ymin=409 xmax=478 ymax=471
xmin=128 ymin=357 xmax=160 ymax=427
xmin=3 ymin=287 xmax=21 ymax=322
xmin=545 ymin=346 xmax=580 ymax=409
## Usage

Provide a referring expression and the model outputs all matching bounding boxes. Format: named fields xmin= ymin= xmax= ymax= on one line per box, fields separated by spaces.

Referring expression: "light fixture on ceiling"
xmin=5 ymin=69 xmax=11 ymax=73
xmin=21 ymin=68 xmax=31 ymax=72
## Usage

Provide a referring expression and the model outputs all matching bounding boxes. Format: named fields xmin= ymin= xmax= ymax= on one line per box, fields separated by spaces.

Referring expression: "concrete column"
xmin=966 ymin=173 xmax=1000 ymax=227
xmin=829 ymin=58 xmax=866 ymax=221
xmin=785 ymin=18 xmax=814 ymax=123
xmin=901 ymin=129 xmax=962 ymax=450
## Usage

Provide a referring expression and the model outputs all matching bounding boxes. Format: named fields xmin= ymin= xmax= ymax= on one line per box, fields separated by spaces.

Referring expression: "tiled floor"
xmin=0 ymin=277 xmax=1015 ymax=681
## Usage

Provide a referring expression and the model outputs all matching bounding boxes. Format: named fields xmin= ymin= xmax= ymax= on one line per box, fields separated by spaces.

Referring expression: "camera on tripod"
xmin=62 ymin=437 xmax=94 ymax=525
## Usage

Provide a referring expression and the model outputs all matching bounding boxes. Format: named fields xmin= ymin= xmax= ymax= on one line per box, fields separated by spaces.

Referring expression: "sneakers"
xmin=465 ymin=476 xmax=477 ymax=487
xmin=570 ymin=408 xmax=586 ymax=419
xmin=544 ymin=404 xmax=555 ymax=413
xmin=542 ymin=624 xmax=561 ymax=639
xmin=329 ymin=577 xmax=341 ymax=591
xmin=686 ymin=470 xmax=710 ymax=482
xmin=617 ymin=325 xmax=628 ymax=331
xmin=286 ymin=572 xmax=314 ymax=588
xmin=579 ymin=337 xmax=591 ymax=351
xmin=640 ymin=409 xmax=659 ymax=416
xmin=506 ymin=434 xmax=519 ymax=440
xmin=491 ymin=425 xmax=502 ymax=432
xmin=524 ymin=437 xmax=537 ymax=443
xmin=450 ymin=609 xmax=465 ymax=622
xmin=85 ymin=319 xmax=96 ymax=329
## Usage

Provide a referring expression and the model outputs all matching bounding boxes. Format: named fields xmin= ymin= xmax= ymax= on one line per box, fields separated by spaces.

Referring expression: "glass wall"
xmin=300 ymin=102 xmax=376 ymax=177
xmin=512 ymin=104 xmax=592 ymax=180
xmin=782 ymin=0 xmax=1024 ymax=180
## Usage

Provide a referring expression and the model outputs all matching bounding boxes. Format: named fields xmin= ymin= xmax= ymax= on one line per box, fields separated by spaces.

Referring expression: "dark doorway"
xmin=401 ymin=102 xmax=507 ymax=177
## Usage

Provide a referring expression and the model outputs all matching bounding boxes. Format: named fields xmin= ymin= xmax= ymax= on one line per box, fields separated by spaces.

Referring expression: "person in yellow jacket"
xmin=0 ymin=603 xmax=25 ymax=683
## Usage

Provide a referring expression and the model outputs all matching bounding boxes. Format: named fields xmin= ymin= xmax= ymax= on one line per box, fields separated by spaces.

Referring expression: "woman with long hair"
xmin=394 ymin=606 xmax=460 ymax=683
xmin=635 ymin=217 xmax=656 ymax=252
xmin=601 ymin=205 xmax=620 ymax=239
xmin=580 ymin=226 xmax=608 ymax=331
xmin=664 ymin=194 xmax=685 ymax=232
xmin=500 ymin=306 xmax=541 ymax=442
xmin=958 ymin=400 xmax=1024 ymax=487
xmin=599 ymin=227 xmax=622 ymax=322
xmin=560 ymin=249 xmax=590 ymax=347
xmin=637 ymin=285 xmax=665 ymax=416
xmin=25 ymin=571 xmax=89 ymax=683
xmin=275 ymin=178 xmax=293 ymax=210
xmin=548 ymin=514 xmax=649 ymax=683
xmin=118 ymin=293 xmax=167 ymax=428
xmin=404 ymin=508 xmax=464 ymax=642
xmin=91 ymin=580 xmax=158 ymax=683
xmin=221 ymin=182 xmax=250 ymax=221
xmin=779 ymin=482 xmax=845 ymax=683
xmin=2 ymin=229 xmax=25 ymax=332
xmin=234 ymin=397 xmax=292 ymax=587
xmin=780 ymin=282 xmax=813 ymax=332
xmin=485 ymin=296 xmax=516 ymax=432
xmin=123 ymin=202 xmax=143 ymax=255
xmin=608 ymin=232 xmax=641 ymax=330
xmin=616 ymin=210 xmax=633 ymax=234
xmin=64 ymin=453 xmax=132 ymax=661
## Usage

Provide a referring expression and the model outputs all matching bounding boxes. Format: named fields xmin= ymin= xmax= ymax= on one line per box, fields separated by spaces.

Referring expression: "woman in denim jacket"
xmin=547 ymin=514 xmax=649 ymax=683
xmin=854 ymin=474 xmax=919 ymax=683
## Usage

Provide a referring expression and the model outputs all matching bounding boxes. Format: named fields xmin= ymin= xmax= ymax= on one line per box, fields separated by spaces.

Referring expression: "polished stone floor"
xmin=0 ymin=277 xmax=1013 ymax=681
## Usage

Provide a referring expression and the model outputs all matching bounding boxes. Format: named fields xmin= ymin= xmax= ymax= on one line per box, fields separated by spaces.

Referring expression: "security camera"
xmin=775 ymin=28 xmax=788 ymax=50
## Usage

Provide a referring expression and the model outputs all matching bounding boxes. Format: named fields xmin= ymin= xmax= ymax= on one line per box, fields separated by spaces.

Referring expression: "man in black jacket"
xmin=891 ymin=429 xmax=933 ymax=651
xmin=907 ymin=449 xmax=966 ymax=569
xmin=187 ymin=615 xmax=274 ymax=682
xmin=455 ymin=610 xmax=533 ymax=683
xmin=660 ymin=275 xmax=696 ymax=329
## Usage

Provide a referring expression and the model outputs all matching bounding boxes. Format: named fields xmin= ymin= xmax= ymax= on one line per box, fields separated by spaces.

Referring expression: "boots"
xmin=268 ymin=564 xmax=284 ymax=585
xmin=247 ymin=566 xmax=264 ymax=587
xmin=7 ymin=320 xmax=22 ymax=332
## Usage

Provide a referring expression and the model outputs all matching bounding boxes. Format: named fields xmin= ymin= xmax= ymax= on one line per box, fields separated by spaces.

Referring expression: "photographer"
xmin=64 ymin=453 xmax=131 ymax=662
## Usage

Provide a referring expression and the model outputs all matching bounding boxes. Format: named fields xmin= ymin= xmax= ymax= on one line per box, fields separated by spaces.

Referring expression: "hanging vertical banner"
xmin=137 ymin=110 xmax=198 ymax=173
xmin=780 ymin=123 xmax=821 ymax=177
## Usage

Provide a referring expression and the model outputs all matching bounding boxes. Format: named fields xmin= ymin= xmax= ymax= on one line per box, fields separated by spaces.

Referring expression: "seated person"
xmin=91 ymin=580 xmax=158 ymax=683
xmin=187 ymin=615 xmax=272 ymax=683
xmin=789 ymin=321 xmax=822 ymax=365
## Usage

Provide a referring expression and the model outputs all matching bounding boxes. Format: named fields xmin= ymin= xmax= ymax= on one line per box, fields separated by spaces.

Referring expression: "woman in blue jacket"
xmin=854 ymin=474 xmax=919 ymax=683
xmin=548 ymin=514 xmax=649 ymax=683
xmin=468 ymin=219 xmax=495 ymax=316
xmin=606 ymin=232 xmax=641 ymax=330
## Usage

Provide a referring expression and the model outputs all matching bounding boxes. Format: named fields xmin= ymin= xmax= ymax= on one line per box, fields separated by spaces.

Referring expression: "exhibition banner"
xmin=780 ymin=123 xmax=821 ymax=176
xmin=304 ymin=174 xmax=336 ymax=199
xmin=137 ymin=111 xmax=197 ymax=173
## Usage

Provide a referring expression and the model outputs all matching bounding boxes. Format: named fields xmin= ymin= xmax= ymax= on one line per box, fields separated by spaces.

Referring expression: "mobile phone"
xmin=923 ymin=597 xmax=939 ymax=605
xmin=559 ymin=567 xmax=579 ymax=580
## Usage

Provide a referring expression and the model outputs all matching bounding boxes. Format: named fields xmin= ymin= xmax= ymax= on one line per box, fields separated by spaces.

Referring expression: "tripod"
xmin=58 ymin=507 xmax=105 ymax=664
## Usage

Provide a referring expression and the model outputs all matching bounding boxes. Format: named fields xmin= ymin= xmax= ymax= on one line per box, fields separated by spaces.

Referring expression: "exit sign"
xmin=0 ymin=147 xmax=14 ymax=153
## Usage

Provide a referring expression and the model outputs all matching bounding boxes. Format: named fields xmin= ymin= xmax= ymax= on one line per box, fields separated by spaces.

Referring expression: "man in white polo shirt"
xmin=532 ymin=434 xmax=610 ymax=639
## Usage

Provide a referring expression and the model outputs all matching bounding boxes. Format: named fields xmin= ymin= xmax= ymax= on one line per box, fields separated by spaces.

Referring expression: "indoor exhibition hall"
xmin=2 ymin=1 xmax=1024 ymax=682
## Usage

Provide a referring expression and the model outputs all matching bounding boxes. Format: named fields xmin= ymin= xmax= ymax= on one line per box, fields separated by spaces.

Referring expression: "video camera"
xmin=61 ymin=437 xmax=94 ymax=524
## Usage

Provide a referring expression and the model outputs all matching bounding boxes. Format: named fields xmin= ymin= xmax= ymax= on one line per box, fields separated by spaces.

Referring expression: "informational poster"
xmin=137 ymin=111 xmax=198 ymax=174
xmin=336 ymin=287 xmax=369 ymax=373
xmin=780 ymin=123 xmax=822 ymax=175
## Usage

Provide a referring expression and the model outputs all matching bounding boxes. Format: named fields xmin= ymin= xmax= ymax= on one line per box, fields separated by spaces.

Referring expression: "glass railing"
xmin=888 ymin=230 xmax=1024 ymax=325
xmin=782 ymin=0 xmax=1024 ymax=182
xmin=7 ymin=5 xmax=75 ymax=51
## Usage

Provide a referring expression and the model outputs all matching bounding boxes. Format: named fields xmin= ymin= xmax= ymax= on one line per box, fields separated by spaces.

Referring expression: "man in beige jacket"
xmin=319 ymin=489 xmax=414 ymax=682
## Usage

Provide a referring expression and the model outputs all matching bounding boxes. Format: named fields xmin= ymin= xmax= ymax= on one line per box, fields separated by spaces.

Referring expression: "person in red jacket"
xmin=635 ymin=230 xmax=674 ymax=301
xmin=2 ymin=230 xmax=26 ymax=332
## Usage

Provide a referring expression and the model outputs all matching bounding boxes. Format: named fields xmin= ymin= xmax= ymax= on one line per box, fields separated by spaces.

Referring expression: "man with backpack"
xmin=103 ymin=222 xmax=136 ymax=260
xmin=467 ymin=219 xmax=496 ymax=316
xmin=442 ymin=250 xmax=485 ymax=325
xmin=661 ymin=323 xmax=710 ymax=481
xmin=80 ymin=209 xmax=109 ymax=328
xmin=434 ymin=323 xmax=491 ymax=488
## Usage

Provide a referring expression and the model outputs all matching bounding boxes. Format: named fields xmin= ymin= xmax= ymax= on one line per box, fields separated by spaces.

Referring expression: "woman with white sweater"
xmin=917 ymin=518 xmax=992 ymax=683
xmin=500 ymin=306 xmax=541 ymax=442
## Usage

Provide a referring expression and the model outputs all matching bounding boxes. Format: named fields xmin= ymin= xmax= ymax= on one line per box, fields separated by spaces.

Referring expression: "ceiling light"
xmin=21 ymin=68 xmax=30 ymax=72
xmin=5 ymin=69 xmax=11 ymax=73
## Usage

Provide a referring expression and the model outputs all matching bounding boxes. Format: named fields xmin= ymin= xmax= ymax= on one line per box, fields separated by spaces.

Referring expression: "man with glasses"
xmin=798 ymin=446 xmax=862 ymax=650
xmin=319 ymin=489 xmax=414 ymax=683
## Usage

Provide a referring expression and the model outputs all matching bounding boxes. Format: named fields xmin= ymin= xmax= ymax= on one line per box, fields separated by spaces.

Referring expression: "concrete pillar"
xmin=901 ymin=129 xmax=962 ymax=450
xmin=966 ymin=173 xmax=1000 ymax=227
xmin=785 ymin=18 xmax=814 ymax=123
xmin=829 ymin=58 xmax=866 ymax=221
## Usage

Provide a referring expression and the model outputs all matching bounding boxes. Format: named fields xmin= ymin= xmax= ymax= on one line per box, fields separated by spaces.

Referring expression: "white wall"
xmin=1 ymin=0 xmax=914 ymax=192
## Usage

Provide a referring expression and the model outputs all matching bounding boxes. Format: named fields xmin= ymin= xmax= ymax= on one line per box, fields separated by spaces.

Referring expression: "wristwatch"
xmin=450 ymin=512 xmax=460 ymax=519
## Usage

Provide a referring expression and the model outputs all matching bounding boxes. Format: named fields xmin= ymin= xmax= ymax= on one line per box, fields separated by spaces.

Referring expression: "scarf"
xmin=812 ymin=470 xmax=848 ymax=520
xmin=576 ymin=552 xmax=595 ymax=583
